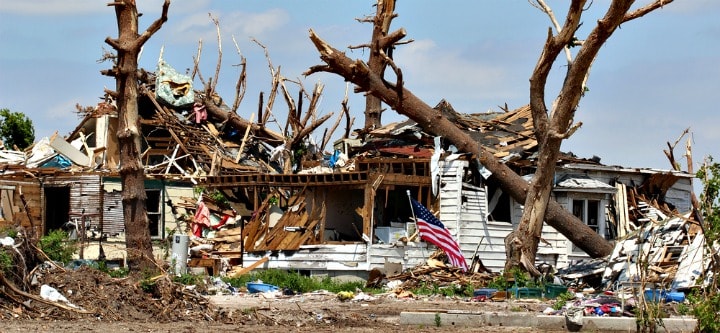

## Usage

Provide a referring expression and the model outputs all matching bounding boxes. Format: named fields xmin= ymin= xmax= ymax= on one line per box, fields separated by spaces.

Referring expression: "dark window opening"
xmin=45 ymin=186 xmax=71 ymax=234
xmin=146 ymin=189 xmax=162 ymax=237
xmin=487 ymin=187 xmax=511 ymax=222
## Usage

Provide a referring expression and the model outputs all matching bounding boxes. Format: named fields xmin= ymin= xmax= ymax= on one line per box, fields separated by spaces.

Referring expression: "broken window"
xmin=146 ymin=189 xmax=162 ymax=238
xmin=570 ymin=197 xmax=607 ymax=253
xmin=486 ymin=186 xmax=511 ymax=223
xmin=573 ymin=199 xmax=601 ymax=232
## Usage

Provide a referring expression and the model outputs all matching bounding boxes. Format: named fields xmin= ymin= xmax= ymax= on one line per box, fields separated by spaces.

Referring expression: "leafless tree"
xmin=349 ymin=0 xmax=411 ymax=136
xmin=104 ymin=0 xmax=170 ymax=272
xmin=508 ymin=0 xmax=676 ymax=275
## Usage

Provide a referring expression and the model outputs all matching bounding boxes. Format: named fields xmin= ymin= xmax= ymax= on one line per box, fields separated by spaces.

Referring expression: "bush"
xmin=0 ymin=248 xmax=12 ymax=273
xmin=223 ymin=269 xmax=372 ymax=294
xmin=96 ymin=261 xmax=129 ymax=278
xmin=39 ymin=230 xmax=76 ymax=264
xmin=173 ymin=272 xmax=205 ymax=286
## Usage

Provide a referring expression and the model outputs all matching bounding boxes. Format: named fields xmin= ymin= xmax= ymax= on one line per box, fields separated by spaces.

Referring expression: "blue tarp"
xmin=40 ymin=154 xmax=72 ymax=169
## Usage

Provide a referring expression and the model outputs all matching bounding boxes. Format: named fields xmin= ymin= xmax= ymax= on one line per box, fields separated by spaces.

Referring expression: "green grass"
xmin=222 ymin=269 xmax=379 ymax=294
xmin=552 ymin=291 xmax=576 ymax=310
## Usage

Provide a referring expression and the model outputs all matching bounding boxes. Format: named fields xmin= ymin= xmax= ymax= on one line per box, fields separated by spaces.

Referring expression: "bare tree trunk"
xmin=351 ymin=0 xmax=408 ymax=135
xmin=508 ymin=0 xmax=671 ymax=275
xmin=105 ymin=0 xmax=170 ymax=272
xmin=364 ymin=0 xmax=394 ymax=131
xmin=306 ymin=31 xmax=613 ymax=258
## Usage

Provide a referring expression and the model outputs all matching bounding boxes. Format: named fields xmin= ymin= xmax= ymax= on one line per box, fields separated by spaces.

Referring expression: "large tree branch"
xmin=198 ymin=96 xmax=284 ymax=143
xmin=529 ymin=0 xmax=585 ymax=142
xmin=305 ymin=29 xmax=613 ymax=257
xmin=135 ymin=0 xmax=170 ymax=48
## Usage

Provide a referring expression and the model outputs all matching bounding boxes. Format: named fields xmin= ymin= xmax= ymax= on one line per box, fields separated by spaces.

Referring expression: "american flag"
xmin=411 ymin=198 xmax=468 ymax=271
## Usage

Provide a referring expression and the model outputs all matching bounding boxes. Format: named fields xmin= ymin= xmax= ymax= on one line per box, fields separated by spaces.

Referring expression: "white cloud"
xmin=166 ymin=9 xmax=289 ymax=45
xmin=392 ymin=39 xmax=518 ymax=109
xmin=0 ymin=0 xmax=211 ymax=16
xmin=0 ymin=0 xmax=106 ymax=15
xmin=399 ymin=40 xmax=505 ymax=86
xmin=222 ymin=9 xmax=289 ymax=37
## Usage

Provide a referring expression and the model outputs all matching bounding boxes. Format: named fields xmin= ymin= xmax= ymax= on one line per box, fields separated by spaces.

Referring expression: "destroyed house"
xmin=0 ymin=72 xmax=695 ymax=279
xmin=191 ymin=101 xmax=694 ymax=279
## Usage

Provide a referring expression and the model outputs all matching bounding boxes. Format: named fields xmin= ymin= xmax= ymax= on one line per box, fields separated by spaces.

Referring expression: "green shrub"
xmin=173 ymin=272 xmax=204 ymax=286
xmin=96 ymin=261 xmax=129 ymax=278
xmin=0 ymin=226 xmax=17 ymax=238
xmin=223 ymin=269 xmax=375 ymax=294
xmin=487 ymin=274 xmax=510 ymax=291
xmin=692 ymin=157 xmax=720 ymax=332
xmin=689 ymin=286 xmax=720 ymax=332
xmin=0 ymin=248 xmax=12 ymax=273
xmin=552 ymin=291 xmax=576 ymax=310
xmin=39 ymin=230 xmax=76 ymax=264
xmin=139 ymin=278 xmax=156 ymax=293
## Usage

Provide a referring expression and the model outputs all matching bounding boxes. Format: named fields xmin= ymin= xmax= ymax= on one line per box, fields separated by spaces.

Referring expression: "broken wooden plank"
xmin=229 ymin=256 xmax=269 ymax=277
xmin=235 ymin=112 xmax=255 ymax=163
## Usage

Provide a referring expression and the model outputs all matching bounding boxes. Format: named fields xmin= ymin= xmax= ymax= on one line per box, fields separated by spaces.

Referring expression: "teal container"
xmin=508 ymin=286 xmax=543 ymax=299
xmin=545 ymin=284 xmax=569 ymax=299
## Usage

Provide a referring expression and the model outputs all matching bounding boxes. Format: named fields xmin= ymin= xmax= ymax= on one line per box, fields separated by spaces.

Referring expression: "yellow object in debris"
xmin=337 ymin=291 xmax=354 ymax=301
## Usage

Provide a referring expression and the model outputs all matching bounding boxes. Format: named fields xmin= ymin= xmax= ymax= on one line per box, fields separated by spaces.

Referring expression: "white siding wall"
xmin=244 ymin=244 xmax=370 ymax=271
xmin=438 ymin=159 xmax=514 ymax=272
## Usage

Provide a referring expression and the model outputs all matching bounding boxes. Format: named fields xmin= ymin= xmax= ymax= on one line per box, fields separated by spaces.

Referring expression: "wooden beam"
xmin=229 ymin=256 xmax=269 ymax=277
xmin=235 ymin=112 xmax=255 ymax=163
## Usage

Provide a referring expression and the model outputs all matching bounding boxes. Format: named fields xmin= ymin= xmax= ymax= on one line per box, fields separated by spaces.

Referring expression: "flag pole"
xmin=406 ymin=190 xmax=417 ymax=223
xmin=406 ymin=190 xmax=421 ymax=241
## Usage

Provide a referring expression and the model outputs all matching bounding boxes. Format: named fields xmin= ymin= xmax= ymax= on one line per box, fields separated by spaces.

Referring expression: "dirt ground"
xmin=1 ymin=284 xmax=565 ymax=332
xmin=0 ymin=265 xmax=570 ymax=332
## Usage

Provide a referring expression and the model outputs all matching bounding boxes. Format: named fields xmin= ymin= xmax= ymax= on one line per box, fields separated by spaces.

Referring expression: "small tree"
xmin=0 ymin=108 xmax=35 ymax=149
xmin=692 ymin=156 xmax=720 ymax=333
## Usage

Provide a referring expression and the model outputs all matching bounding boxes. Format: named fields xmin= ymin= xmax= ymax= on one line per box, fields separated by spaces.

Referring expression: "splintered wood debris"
xmin=380 ymin=250 xmax=497 ymax=294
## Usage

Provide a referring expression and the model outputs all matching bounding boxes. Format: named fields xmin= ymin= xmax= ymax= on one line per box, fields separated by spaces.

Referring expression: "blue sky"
xmin=0 ymin=1 xmax=718 ymax=171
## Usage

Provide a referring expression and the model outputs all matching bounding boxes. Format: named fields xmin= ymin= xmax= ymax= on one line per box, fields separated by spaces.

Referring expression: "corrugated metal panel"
xmin=45 ymin=174 xmax=103 ymax=230
xmin=102 ymin=189 xmax=125 ymax=235
xmin=69 ymin=175 xmax=102 ymax=224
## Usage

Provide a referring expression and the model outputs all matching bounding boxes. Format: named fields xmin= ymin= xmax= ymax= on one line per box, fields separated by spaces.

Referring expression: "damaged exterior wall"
xmin=508 ymin=164 xmax=695 ymax=270
xmin=42 ymin=174 xmax=102 ymax=234
xmin=0 ymin=177 xmax=42 ymax=236
xmin=96 ymin=178 xmax=194 ymax=261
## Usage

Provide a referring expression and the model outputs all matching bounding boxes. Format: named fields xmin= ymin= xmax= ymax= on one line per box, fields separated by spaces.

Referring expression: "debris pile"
xmin=381 ymin=250 xmax=497 ymax=296
xmin=0 ymin=230 xmax=232 ymax=322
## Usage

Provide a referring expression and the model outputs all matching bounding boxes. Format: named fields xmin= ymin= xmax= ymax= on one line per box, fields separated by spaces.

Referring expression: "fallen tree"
xmin=305 ymin=30 xmax=614 ymax=258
